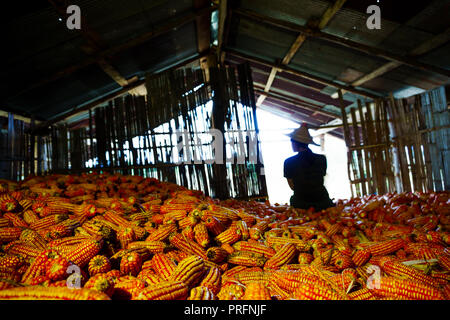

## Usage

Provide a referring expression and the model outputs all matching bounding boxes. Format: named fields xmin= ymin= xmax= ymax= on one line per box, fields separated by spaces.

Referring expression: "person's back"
xmin=284 ymin=123 xmax=334 ymax=211
xmin=284 ymin=148 xmax=333 ymax=210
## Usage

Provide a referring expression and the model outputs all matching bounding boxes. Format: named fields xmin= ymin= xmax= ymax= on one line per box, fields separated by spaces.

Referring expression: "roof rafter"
xmin=234 ymin=8 xmax=450 ymax=79
xmin=48 ymin=0 xmax=131 ymax=88
xmin=225 ymin=48 xmax=381 ymax=100
xmin=256 ymin=0 xmax=347 ymax=108
xmin=9 ymin=4 xmax=217 ymax=101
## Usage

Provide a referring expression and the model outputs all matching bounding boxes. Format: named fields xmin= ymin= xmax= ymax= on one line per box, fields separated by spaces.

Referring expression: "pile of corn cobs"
xmin=0 ymin=172 xmax=448 ymax=300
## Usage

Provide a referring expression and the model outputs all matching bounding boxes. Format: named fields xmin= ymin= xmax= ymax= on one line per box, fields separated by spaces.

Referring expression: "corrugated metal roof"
xmin=1 ymin=0 xmax=449 ymax=131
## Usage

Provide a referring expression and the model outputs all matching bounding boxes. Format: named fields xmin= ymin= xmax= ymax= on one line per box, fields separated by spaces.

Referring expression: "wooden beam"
xmin=194 ymin=0 xmax=212 ymax=53
xmin=317 ymin=0 xmax=347 ymax=30
xmin=254 ymin=81 xmax=338 ymax=111
xmin=254 ymin=87 xmax=340 ymax=119
xmin=217 ymin=0 xmax=227 ymax=63
xmin=256 ymin=0 xmax=346 ymax=107
xmin=9 ymin=5 xmax=217 ymax=100
xmin=225 ymin=48 xmax=381 ymax=100
xmin=234 ymin=8 xmax=450 ymax=78
xmin=351 ymin=26 xmax=450 ymax=88
xmin=30 ymin=50 xmax=211 ymax=131
xmin=48 ymin=0 xmax=131 ymax=87
xmin=256 ymin=67 xmax=279 ymax=106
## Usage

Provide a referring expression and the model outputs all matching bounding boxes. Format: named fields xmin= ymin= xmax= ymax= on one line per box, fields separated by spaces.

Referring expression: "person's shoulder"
xmin=284 ymin=154 xmax=299 ymax=164
xmin=314 ymin=153 xmax=327 ymax=164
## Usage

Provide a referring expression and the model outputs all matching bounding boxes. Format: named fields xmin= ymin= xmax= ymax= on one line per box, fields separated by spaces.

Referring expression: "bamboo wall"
xmin=1 ymin=63 xmax=267 ymax=200
xmin=341 ymin=86 xmax=449 ymax=197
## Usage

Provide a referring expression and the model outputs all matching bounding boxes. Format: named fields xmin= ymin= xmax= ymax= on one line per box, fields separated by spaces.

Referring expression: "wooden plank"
xmin=318 ymin=0 xmax=347 ymax=29
xmin=350 ymin=107 xmax=366 ymax=195
xmin=380 ymin=100 xmax=395 ymax=192
xmin=356 ymin=100 xmax=373 ymax=194
xmin=338 ymin=90 xmax=356 ymax=197
xmin=374 ymin=100 xmax=386 ymax=194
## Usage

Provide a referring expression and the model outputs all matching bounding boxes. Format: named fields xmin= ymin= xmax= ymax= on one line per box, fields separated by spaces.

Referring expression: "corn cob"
xmin=21 ymin=249 xmax=63 ymax=284
xmin=0 ymin=195 xmax=18 ymax=212
xmin=103 ymin=210 xmax=143 ymax=233
xmin=188 ymin=286 xmax=216 ymax=300
xmin=329 ymin=272 xmax=356 ymax=292
xmin=45 ymin=257 xmax=71 ymax=281
xmin=169 ymin=232 xmax=207 ymax=259
xmin=437 ymin=254 xmax=450 ymax=271
xmin=215 ymin=226 xmax=241 ymax=245
xmin=19 ymin=229 xmax=47 ymax=250
xmin=0 ymin=227 xmax=23 ymax=243
xmin=150 ymin=253 xmax=176 ymax=281
xmin=206 ymin=246 xmax=229 ymax=263
xmin=127 ymin=241 xmax=166 ymax=253
xmin=120 ymin=251 xmax=142 ymax=277
xmin=199 ymin=266 xmax=222 ymax=294
xmin=0 ymin=218 xmax=12 ymax=228
xmin=334 ymin=254 xmax=354 ymax=270
xmin=4 ymin=241 xmax=41 ymax=261
xmin=145 ymin=223 xmax=177 ymax=242
xmin=169 ymin=255 xmax=205 ymax=287
xmin=0 ymin=286 xmax=111 ymax=300
xmin=227 ymin=251 xmax=266 ymax=267
xmin=234 ymin=270 xmax=271 ymax=286
xmin=18 ymin=199 xmax=32 ymax=211
xmin=203 ymin=215 xmax=226 ymax=236
xmin=376 ymin=257 xmax=441 ymax=287
xmin=233 ymin=241 xmax=275 ymax=258
xmin=222 ymin=265 xmax=248 ymax=282
xmin=217 ymin=282 xmax=246 ymax=300
xmin=270 ymin=270 xmax=328 ymax=292
xmin=134 ymin=280 xmax=189 ymax=300
xmin=181 ymin=225 xmax=195 ymax=241
xmin=352 ymin=249 xmax=372 ymax=267
xmin=267 ymin=279 xmax=290 ymax=300
xmin=3 ymin=213 xmax=28 ymax=228
xmin=234 ymin=220 xmax=250 ymax=241
xmin=369 ymin=276 xmax=444 ymax=300
xmin=297 ymin=253 xmax=314 ymax=264
xmin=112 ymin=275 xmax=147 ymax=300
xmin=264 ymin=243 xmax=297 ymax=269
xmin=84 ymin=273 xmax=114 ymax=297
xmin=249 ymin=221 xmax=269 ymax=240
xmin=293 ymin=281 xmax=343 ymax=300
xmin=236 ymin=211 xmax=256 ymax=227
xmin=193 ymin=222 xmax=210 ymax=248
xmin=367 ymin=238 xmax=405 ymax=256
xmin=81 ymin=220 xmax=114 ymax=241
xmin=347 ymin=287 xmax=378 ymax=300
xmin=201 ymin=210 xmax=230 ymax=226
xmin=88 ymin=255 xmax=112 ymax=276
xmin=29 ymin=214 xmax=68 ymax=230
xmin=137 ymin=269 xmax=164 ymax=286
xmin=241 ymin=281 xmax=271 ymax=301
xmin=39 ymin=224 xmax=74 ymax=241
xmin=117 ymin=227 xmax=136 ymax=249
xmin=221 ymin=242 xmax=235 ymax=255
xmin=63 ymin=239 xmax=102 ymax=267
xmin=48 ymin=235 xmax=93 ymax=248
xmin=266 ymin=236 xmax=309 ymax=252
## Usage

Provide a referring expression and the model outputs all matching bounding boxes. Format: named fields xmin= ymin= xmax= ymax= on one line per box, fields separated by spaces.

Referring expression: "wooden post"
xmin=338 ymin=90 xmax=355 ymax=198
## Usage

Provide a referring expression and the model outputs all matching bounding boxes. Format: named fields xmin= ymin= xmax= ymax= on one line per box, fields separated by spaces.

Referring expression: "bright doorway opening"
xmin=256 ymin=109 xmax=352 ymax=205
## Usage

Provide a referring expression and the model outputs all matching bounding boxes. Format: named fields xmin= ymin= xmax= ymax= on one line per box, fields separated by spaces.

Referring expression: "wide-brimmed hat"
xmin=286 ymin=123 xmax=320 ymax=146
